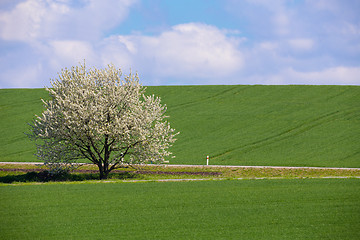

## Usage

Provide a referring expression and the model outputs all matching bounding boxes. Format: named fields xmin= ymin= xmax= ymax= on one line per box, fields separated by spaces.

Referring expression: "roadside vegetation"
xmin=1 ymin=163 xmax=359 ymax=185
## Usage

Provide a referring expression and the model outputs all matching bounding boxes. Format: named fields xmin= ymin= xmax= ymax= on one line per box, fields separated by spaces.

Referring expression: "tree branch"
xmin=109 ymin=141 xmax=141 ymax=172
xmin=86 ymin=133 xmax=104 ymax=162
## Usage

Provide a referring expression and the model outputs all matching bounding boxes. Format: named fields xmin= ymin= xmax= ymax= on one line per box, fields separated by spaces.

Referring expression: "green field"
xmin=0 ymin=179 xmax=359 ymax=240
xmin=1 ymin=85 xmax=359 ymax=167
xmin=0 ymin=89 xmax=49 ymax=162
xmin=1 ymin=86 xmax=359 ymax=239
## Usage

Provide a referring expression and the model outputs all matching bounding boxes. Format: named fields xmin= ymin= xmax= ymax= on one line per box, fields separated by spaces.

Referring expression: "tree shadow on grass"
xmin=0 ymin=171 xmax=138 ymax=184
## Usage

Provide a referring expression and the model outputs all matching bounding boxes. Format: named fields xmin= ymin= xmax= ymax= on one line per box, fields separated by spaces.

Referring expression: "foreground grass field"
xmin=1 ymin=85 xmax=359 ymax=167
xmin=0 ymin=179 xmax=359 ymax=239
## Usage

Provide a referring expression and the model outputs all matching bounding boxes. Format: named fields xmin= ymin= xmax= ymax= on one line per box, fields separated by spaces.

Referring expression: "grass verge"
xmin=0 ymin=163 xmax=359 ymax=185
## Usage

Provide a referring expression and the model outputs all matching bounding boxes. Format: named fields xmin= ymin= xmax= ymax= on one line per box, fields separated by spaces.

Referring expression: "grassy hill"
xmin=0 ymin=85 xmax=359 ymax=167
xmin=0 ymin=89 xmax=49 ymax=162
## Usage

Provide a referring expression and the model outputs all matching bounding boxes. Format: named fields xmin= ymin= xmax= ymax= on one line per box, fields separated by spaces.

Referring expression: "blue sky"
xmin=0 ymin=0 xmax=359 ymax=88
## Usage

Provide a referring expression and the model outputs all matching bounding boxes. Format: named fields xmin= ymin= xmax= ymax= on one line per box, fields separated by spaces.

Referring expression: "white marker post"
xmin=206 ymin=156 xmax=209 ymax=166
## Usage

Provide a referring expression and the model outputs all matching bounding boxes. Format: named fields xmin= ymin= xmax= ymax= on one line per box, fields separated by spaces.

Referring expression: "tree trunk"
xmin=98 ymin=161 xmax=110 ymax=180
xmin=99 ymin=171 xmax=109 ymax=180
xmin=99 ymin=136 xmax=111 ymax=180
xmin=98 ymin=163 xmax=105 ymax=180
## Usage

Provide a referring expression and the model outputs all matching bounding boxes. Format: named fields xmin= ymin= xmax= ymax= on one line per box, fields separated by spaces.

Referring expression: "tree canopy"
xmin=28 ymin=63 xmax=178 ymax=179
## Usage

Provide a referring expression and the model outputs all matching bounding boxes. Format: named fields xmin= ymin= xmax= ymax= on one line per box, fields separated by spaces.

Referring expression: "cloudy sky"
xmin=0 ymin=0 xmax=359 ymax=88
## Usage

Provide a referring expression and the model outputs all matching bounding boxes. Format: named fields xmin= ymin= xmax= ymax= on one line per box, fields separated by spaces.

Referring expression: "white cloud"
xmin=98 ymin=36 xmax=135 ymax=71
xmin=246 ymin=67 xmax=360 ymax=85
xmin=0 ymin=0 xmax=48 ymax=41
xmin=100 ymin=23 xmax=244 ymax=84
xmin=0 ymin=0 xmax=137 ymax=88
xmin=0 ymin=8 xmax=245 ymax=84
xmin=48 ymin=40 xmax=96 ymax=69
xmin=0 ymin=21 xmax=245 ymax=87
xmin=0 ymin=0 xmax=359 ymax=87
xmin=272 ymin=12 xmax=290 ymax=36
xmin=288 ymin=38 xmax=314 ymax=51
xmin=286 ymin=66 xmax=360 ymax=85
xmin=259 ymin=41 xmax=278 ymax=51
xmin=0 ymin=0 xmax=137 ymax=42
xmin=149 ymin=23 xmax=244 ymax=79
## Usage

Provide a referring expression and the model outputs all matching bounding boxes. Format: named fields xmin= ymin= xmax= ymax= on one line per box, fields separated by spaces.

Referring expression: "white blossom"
xmin=28 ymin=62 xmax=178 ymax=179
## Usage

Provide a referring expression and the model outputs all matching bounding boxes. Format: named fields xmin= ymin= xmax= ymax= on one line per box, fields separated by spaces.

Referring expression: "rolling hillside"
xmin=0 ymin=85 xmax=359 ymax=167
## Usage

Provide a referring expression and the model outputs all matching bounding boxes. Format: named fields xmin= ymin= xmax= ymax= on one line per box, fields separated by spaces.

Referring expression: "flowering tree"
xmin=28 ymin=63 xmax=178 ymax=179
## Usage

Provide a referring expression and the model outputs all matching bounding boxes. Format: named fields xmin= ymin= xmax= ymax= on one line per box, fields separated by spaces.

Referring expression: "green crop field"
xmin=0 ymin=179 xmax=359 ymax=240
xmin=0 ymin=85 xmax=359 ymax=167
xmin=0 ymin=89 xmax=49 ymax=162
